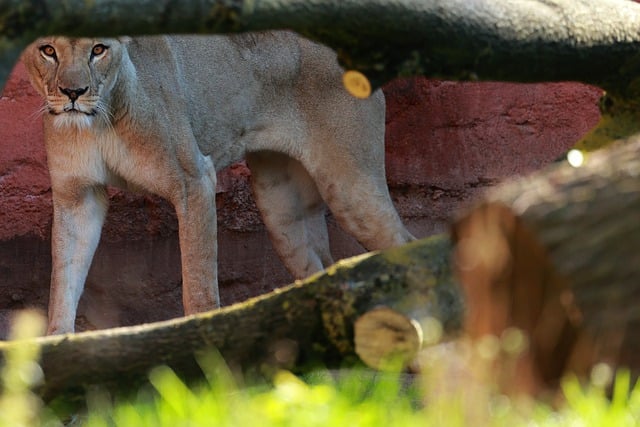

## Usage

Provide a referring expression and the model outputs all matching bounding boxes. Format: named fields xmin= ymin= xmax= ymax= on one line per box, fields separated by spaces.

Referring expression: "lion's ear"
xmin=118 ymin=36 xmax=132 ymax=44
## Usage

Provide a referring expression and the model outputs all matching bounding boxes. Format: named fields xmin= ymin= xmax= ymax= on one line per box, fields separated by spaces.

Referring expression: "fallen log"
xmin=452 ymin=137 xmax=640 ymax=395
xmin=0 ymin=234 xmax=461 ymax=402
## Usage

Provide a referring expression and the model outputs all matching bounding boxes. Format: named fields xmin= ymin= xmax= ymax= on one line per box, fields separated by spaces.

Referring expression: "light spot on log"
xmin=420 ymin=316 xmax=443 ymax=346
xmin=476 ymin=334 xmax=501 ymax=361
xmin=500 ymin=327 xmax=528 ymax=356
xmin=567 ymin=149 xmax=585 ymax=168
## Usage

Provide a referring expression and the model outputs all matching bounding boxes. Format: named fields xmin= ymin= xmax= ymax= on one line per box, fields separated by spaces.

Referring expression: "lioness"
xmin=22 ymin=32 xmax=414 ymax=334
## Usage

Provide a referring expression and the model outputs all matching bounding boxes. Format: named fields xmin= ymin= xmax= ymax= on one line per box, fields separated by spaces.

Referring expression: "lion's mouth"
xmin=45 ymin=92 xmax=102 ymax=119
xmin=45 ymin=93 xmax=104 ymax=129
xmin=49 ymin=105 xmax=98 ymax=130
xmin=63 ymin=105 xmax=81 ymax=113
xmin=50 ymin=106 xmax=96 ymax=116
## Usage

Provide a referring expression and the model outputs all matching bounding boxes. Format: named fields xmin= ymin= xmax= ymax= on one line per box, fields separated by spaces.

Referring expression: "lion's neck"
xmin=107 ymin=50 xmax=143 ymax=126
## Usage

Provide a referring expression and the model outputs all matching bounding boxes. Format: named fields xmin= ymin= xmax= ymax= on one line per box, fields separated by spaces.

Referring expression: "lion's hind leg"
xmin=308 ymin=152 xmax=416 ymax=253
xmin=246 ymin=151 xmax=333 ymax=279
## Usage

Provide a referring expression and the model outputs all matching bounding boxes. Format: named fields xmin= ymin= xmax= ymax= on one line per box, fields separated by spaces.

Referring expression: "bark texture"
xmin=452 ymin=137 xmax=640 ymax=394
xmin=0 ymin=235 xmax=461 ymax=402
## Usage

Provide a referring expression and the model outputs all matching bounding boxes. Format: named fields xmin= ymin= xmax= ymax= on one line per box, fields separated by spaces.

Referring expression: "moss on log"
xmin=572 ymin=93 xmax=640 ymax=152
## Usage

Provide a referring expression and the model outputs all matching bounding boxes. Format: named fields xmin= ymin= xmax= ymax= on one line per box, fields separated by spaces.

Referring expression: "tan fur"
xmin=22 ymin=32 xmax=415 ymax=334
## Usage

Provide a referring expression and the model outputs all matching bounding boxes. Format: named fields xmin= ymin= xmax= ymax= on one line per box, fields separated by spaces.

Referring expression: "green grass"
xmin=82 ymin=365 xmax=424 ymax=427
xmin=2 ymin=312 xmax=640 ymax=426
xmin=67 ymin=365 xmax=640 ymax=427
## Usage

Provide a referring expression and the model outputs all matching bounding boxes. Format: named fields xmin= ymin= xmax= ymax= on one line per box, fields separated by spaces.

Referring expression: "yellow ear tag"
xmin=343 ymin=70 xmax=372 ymax=99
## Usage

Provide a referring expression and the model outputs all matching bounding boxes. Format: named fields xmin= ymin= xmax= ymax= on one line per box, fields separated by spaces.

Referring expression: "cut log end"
xmin=451 ymin=192 xmax=632 ymax=395
xmin=452 ymin=202 xmax=585 ymax=393
xmin=354 ymin=306 xmax=423 ymax=371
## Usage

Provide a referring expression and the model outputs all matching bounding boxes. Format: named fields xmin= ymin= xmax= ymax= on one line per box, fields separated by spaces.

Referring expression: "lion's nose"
xmin=59 ymin=86 xmax=88 ymax=101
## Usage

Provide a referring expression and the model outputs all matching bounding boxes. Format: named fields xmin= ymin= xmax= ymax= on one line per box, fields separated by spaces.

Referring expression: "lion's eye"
xmin=91 ymin=44 xmax=108 ymax=57
xmin=40 ymin=45 xmax=56 ymax=59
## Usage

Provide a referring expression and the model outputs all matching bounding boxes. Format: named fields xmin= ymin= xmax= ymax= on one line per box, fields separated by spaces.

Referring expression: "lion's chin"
xmin=52 ymin=111 xmax=94 ymax=130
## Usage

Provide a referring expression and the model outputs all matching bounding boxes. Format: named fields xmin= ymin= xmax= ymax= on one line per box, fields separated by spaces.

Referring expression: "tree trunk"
xmin=0 ymin=235 xmax=461 ymax=402
xmin=3 ymin=1 xmax=640 ymax=95
xmin=451 ymin=137 xmax=640 ymax=395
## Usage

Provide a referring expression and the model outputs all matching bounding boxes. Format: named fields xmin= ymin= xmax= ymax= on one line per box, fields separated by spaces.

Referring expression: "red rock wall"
xmin=0 ymin=62 xmax=601 ymax=337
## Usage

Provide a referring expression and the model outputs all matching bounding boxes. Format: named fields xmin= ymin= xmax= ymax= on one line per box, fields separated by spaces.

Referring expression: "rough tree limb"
xmin=452 ymin=136 xmax=640 ymax=395
xmin=0 ymin=235 xmax=461 ymax=402
xmin=3 ymin=1 xmax=640 ymax=95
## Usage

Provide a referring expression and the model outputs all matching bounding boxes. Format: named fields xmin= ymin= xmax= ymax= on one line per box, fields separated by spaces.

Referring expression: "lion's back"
xmin=124 ymin=32 xmax=383 ymax=167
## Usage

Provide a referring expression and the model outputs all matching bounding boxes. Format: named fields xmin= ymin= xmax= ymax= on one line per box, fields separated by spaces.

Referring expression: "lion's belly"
xmin=192 ymin=100 xmax=310 ymax=171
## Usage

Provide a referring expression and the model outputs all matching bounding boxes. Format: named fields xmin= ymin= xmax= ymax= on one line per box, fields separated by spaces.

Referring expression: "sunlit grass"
xmin=1 ymin=314 xmax=640 ymax=426
xmin=79 ymin=365 xmax=640 ymax=427
xmin=82 ymin=363 xmax=427 ymax=427
xmin=0 ymin=311 xmax=61 ymax=427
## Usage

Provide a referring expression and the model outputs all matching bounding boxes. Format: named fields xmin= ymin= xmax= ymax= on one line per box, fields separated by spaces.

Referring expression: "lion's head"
xmin=22 ymin=36 xmax=130 ymax=130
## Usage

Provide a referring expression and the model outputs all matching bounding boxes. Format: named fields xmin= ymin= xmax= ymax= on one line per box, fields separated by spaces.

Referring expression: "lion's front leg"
xmin=47 ymin=186 xmax=108 ymax=334
xmin=173 ymin=160 xmax=220 ymax=315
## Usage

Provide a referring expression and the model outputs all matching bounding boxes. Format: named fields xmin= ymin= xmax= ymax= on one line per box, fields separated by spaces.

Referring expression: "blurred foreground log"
xmin=4 ymin=0 xmax=640 ymax=96
xmin=452 ymin=138 xmax=640 ymax=395
xmin=0 ymin=235 xmax=461 ymax=402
